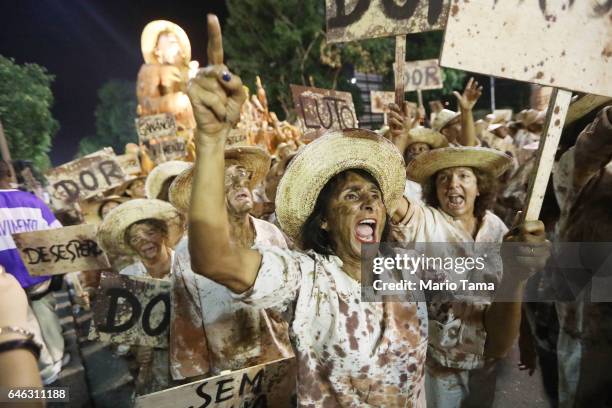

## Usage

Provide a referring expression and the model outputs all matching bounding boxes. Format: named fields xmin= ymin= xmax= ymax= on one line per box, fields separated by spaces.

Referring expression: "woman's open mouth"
xmin=446 ymin=194 xmax=465 ymax=210
xmin=355 ymin=218 xmax=377 ymax=243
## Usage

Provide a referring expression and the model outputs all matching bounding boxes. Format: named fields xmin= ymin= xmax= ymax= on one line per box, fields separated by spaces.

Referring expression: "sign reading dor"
xmin=93 ymin=273 xmax=171 ymax=348
xmin=402 ymin=59 xmax=443 ymax=92
xmin=326 ymin=0 xmax=450 ymax=43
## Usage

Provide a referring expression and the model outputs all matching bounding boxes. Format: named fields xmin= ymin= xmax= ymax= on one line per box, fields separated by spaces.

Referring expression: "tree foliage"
xmin=77 ymin=79 xmax=138 ymax=157
xmin=0 ymin=56 xmax=58 ymax=171
xmin=223 ymin=0 xmax=466 ymax=119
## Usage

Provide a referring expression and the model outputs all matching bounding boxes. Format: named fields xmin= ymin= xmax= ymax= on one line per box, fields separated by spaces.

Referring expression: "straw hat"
xmin=97 ymin=199 xmax=185 ymax=256
xmin=145 ymin=161 xmax=192 ymax=200
xmin=406 ymin=146 xmax=512 ymax=184
xmin=275 ymin=129 xmax=405 ymax=242
xmin=141 ymin=20 xmax=191 ymax=65
xmin=406 ymin=127 xmax=449 ymax=149
xmin=432 ymin=109 xmax=460 ymax=131
xmin=169 ymin=146 xmax=271 ymax=213
xmin=80 ymin=195 xmax=128 ymax=224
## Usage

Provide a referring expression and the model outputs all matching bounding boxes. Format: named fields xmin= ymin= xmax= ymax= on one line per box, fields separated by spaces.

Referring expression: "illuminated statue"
xmin=136 ymin=20 xmax=197 ymax=135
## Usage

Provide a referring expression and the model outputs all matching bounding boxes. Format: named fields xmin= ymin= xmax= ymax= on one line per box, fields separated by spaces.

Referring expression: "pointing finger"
xmin=207 ymin=14 xmax=224 ymax=65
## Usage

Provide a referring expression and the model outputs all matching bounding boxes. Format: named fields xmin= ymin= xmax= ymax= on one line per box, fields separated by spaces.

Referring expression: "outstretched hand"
xmin=188 ymin=15 xmax=246 ymax=138
xmin=453 ymin=77 xmax=482 ymax=111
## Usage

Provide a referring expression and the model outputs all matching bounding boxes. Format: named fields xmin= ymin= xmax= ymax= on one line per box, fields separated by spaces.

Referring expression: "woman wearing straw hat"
xmin=167 ymin=146 xmax=293 ymax=376
xmin=185 ymin=15 xmax=549 ymax=407
xmin=97 ymin=198 xmax=185 ymax=394
xmin=144 ymin=160 xmax=192 ymax=202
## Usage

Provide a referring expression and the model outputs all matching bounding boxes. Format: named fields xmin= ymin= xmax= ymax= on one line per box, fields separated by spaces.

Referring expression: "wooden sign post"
xmin=290 ymin=85 xmax=358 ymax=141
xmin=134 ymin=357 xmax=296 ymax=408
xmin=440 ymin=0 xmax=612 ymax=221
xmin=12 ymin=224 xmax=110 ymax=276
xmin=92 ymin=272 xmax=171 ymax=348
xmin=326 ymin=0 xmax=450 ymax=112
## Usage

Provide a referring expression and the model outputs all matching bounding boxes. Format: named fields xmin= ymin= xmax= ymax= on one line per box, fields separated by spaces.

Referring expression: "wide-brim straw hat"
xmin=141 ymin=20 xmax=191 ymax=65
xmin=406 ymin=127 xmax=449 ymax=149
xmin=97 ymin=199 xmax=185 ymax=256
xmin=406 ymin=146 xmax=512 ymax=184
xmin=168 ymin=146 xmax=271 ymax=213
xmin=145 ymin=161 xmax=192 ymax=200
xmin=432 ymin=109 xmax=460 ymax=132
xmin=275 ymin=129 xmax=405 ymax=242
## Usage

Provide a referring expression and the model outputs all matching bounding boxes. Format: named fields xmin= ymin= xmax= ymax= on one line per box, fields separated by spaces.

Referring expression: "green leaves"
xmin=0 ymin=56 xmax=58 ymax=171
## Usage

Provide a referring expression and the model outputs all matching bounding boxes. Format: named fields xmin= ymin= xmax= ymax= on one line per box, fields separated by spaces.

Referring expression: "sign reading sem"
xmin=290 ymin=85 xmax=358 ymax=141
xmin=92 ymin=273 xmax=171 ymax=348
xmin=326 ymin=0 xmax=450 ymax=43
xmin=46 ymin=148 xmax=127 ymax=206
xmin=134 ymin=357 xmax=296 ymax=408
xmin=12 ymin=224 xmax=110 ymax=276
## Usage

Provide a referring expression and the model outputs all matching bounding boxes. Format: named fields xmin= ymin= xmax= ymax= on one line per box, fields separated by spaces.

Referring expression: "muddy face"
xmin=126 ymin=223 xmax=167 ymax=261
xmin=225 ymin=165 xmax=253 ymax=216
xmin=322 ymin=171 xmax=386 ymax=261
xmin=435 ymin=166 xmax=479 ymax=218
xmin=405 ymin=142 xmax=431 ymax=163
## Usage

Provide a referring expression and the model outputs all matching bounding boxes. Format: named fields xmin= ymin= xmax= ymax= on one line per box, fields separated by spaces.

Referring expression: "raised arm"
xmin=484 ymin=216 xmax=550 ymax=358
xmin=453 ymin=77 xmax=482 ymax=147
xmin=188 ymin=15 xmax=261 ymax=293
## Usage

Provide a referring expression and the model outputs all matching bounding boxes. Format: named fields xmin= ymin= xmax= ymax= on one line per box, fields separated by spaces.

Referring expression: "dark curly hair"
xmin=300 ymin=169 xmax=391 ymax=256
xmin=422 ymin=167 xmax=500 ymax=220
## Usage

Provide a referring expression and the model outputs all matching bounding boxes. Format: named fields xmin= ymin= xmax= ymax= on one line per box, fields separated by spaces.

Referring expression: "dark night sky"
xmin=0 ymin=0 xmax=228 ymax=165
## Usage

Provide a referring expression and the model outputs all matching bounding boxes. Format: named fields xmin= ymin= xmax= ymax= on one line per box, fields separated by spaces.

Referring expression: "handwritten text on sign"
xmin=290 ymin=85 xmax=358 ymax=140
xmin=136 ymin=113 xmax=177 ymax=142
xmin=370 ymin=91 xmax=395 ymax=113
xmin=134 ymin=357 xmax=296 ymax=408
xmin=145 ymin=136 xmax=187 ymax=164
xmin=402 ymin=59 xmax=443 ymax=92
xmin=92 ymin=273 xmax=171 ymax=348
xmin=12 ymin=224 xmax=110 ymax=276
xmin=46 ymin=148 xmax=127 ymax=205
xmin=326 ymin=0 xmax=450 ymax=43
xmin=440 ymin=0 xmax=612 ymax=98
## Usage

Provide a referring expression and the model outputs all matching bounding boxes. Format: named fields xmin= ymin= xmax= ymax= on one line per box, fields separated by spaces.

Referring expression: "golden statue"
xmin=136 ymin=20 xmax=196 ymax=135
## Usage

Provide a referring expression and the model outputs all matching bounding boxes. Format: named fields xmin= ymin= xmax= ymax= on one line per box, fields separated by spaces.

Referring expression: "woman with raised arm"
xmin=188 ymin=15 xmax=549 ymax=407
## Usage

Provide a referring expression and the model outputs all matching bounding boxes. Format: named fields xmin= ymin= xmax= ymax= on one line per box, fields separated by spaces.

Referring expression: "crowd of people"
xmin=0 ymin=13 xmax=610 ymax=408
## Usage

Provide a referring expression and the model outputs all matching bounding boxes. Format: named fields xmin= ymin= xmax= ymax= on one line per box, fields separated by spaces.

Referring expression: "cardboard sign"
xmin=145 ymin=136 xmax=187 ymax=164
xmin=12 ymin=224 xmax=110 ymax=276
xmin=370 ymin=91 xmax=395 ymax=113
xmin=115 ymin=152 xmax=141 ymax=176
xmin=227 ymin=129 xmax=248 ymax=146
xmin=92 ymin=273 xmax=171 ymax=348
xmin=440 ymin=0 xmax=612 ymax=97
xmin=401 ymin=59 xmax=443 ymax=92
xmin=290 ymin=85 xmax=358 ymax=140
xmin=326 ymin=0 xmax=450 ymax=43
xmin=136 ymin=113 xmax=177 ymax=142
xmin=134 ymin=357 xmax=296 ymax=408
xmin=46 ymin=148 xmax=128 ymax=206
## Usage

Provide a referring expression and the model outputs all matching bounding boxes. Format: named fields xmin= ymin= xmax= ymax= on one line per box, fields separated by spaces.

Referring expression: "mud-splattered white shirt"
xmin=236 ymin=245 xmax=429 ymax=407
xmin=174 ymin=215 xmax=293 ymax=375
xmin=392 ymin=200 xmax=508 ymax=370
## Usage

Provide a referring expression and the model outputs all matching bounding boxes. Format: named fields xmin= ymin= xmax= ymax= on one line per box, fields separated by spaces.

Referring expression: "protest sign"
xmin=145 ymin=136 xmax=187 ymax=164
xmin=115 ymin=152 xmax=141 ymax=177
xmin=290 ymin=85 xmax=358 ymax=140
xmin=440 ymin=0 xmax=612 ymax=98
xmin=12 ymin=224 xmax=110 ymax=276
xmin=92 ymin=272 xmax=171 ymax=348
xmin=46 ymin=148 xmax=128 ymax=206
xmin=325 ymin=0 xmax=449 ymax=43
xmin=134 ymin=357 xmax=296 ymax=408
xmin=370 ymin=91 xmax=395 ymax=114
xmin=402 ymin=59 xmax=443 ymax=92
xmin=136 ymin=113 xmax=177 ymax=143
